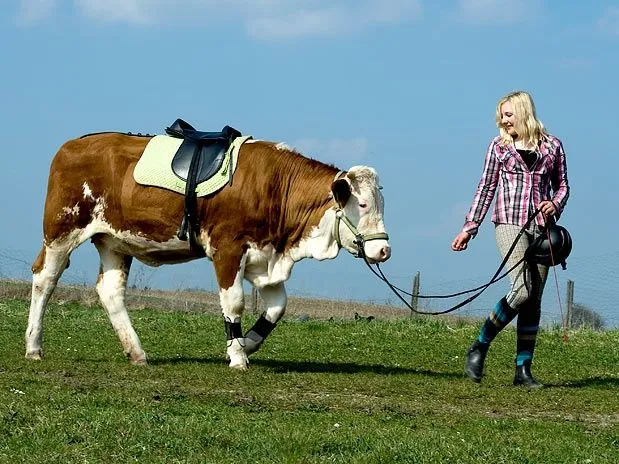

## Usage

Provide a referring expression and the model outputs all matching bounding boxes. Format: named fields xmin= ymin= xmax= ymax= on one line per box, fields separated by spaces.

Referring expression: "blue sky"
xmin=2 ymin=1 xmax=618 ymax=325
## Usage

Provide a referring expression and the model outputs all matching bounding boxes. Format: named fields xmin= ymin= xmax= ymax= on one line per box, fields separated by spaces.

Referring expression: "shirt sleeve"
xmin=550 ymin=138 xmax=570 ymax=215
xmin=463 ymin=139 xmax=501 ymax=237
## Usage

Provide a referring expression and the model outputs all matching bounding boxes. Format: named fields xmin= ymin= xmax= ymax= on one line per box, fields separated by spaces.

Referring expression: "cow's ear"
xmin=332 ymin=178 xmax=351 ymax=207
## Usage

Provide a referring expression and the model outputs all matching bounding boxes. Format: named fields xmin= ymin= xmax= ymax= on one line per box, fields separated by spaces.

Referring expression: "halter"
xmin=331 ymin=171 xmax=389 ymax=258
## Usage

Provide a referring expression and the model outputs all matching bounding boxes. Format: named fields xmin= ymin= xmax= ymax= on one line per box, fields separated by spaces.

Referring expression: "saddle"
xmin=165 ymin=118 xmax=241 ymax=251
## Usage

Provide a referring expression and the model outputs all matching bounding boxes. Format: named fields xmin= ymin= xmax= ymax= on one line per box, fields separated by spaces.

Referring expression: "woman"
xmin=452 ymin=90 xmax=570 ymax=387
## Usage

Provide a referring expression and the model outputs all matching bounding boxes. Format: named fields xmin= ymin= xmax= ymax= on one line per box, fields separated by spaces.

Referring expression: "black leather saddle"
xmin=164 ymin=118 xmax=241 ymax=251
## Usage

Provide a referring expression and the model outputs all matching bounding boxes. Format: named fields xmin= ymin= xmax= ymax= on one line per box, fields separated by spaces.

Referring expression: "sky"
xmin=1 ymin=0 xmax=619 ymax=326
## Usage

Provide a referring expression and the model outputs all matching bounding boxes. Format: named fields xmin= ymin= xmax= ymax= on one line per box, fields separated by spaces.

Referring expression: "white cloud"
xmin=247 ymin=0 xmax=422 ymax=40
xmin=597 ymin=7 xmax=619 ymax=36
xmin=73 ymin=0 xmax=153 ymax=24
xmin=19 ymin=0 xmax=422 ymax=38
xmin=15 ymin=0 xmax=56 ymax=25
xmin=454 ymin=0 xmax=541 ymax=24
xmin=292 ymin=137 xmax=370 ymax=166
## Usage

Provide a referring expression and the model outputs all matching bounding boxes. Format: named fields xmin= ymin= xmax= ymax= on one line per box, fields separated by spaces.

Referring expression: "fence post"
xmin=566 ymin=279 xmax=574 ymax=329
xmin=411 ymin=271 xmax=420 ymax=316
xmin=250 ymin=287 xmax=259 ymax=314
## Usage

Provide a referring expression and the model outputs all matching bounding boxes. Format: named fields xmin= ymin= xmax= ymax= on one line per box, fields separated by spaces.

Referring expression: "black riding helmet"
xmin=525 ymin=224 xmax=573 ymax=269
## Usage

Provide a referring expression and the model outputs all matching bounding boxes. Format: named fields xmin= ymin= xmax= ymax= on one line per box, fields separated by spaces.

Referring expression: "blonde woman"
xmin=452 ymin=91 xmax=570 ymax=387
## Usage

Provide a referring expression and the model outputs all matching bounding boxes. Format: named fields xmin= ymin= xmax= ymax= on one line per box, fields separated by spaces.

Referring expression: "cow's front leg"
xmin=244 ymin=282 xmax=287 ymax=356
xmin=216 ymin=252 xmax=249 ymax=370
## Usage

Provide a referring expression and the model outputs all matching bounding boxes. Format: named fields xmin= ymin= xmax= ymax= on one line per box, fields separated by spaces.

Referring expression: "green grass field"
xmin=1 ymin=295 xmax=618 ymax=463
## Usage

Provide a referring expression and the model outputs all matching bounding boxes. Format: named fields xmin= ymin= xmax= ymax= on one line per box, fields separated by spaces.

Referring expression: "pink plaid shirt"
xmin=463 ymin=134 xmax=570 ymax=237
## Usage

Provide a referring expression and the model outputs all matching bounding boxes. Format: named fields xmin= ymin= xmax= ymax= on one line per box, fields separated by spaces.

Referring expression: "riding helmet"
xmin=525 ymin=224 xmax=573 ymax=268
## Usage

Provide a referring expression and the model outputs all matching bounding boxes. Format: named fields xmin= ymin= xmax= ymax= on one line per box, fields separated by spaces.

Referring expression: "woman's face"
xmin=500 ymin=101 xmax=518 ymax=138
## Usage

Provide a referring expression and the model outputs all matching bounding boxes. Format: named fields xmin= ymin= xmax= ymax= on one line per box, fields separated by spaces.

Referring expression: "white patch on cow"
xmin=95 ymin=245 xmax=146 ymax=364
xmin=220 ymin=264 xmax=249 ymax=370
xmin=244 ymin=243 xmax=296 ymax=288
xmin=198 ymin=231 xmax=214 ymax=258
xmin=302 ymin=213 xmax=340 ymax=259
xmin=60 ymin=204 xmax=80 ymax=217
xmin=92 ymin=195 xmax=107 ymax=220
xmin=219 ymin=267 xmax=246 ymax=317
xmin=82 ymin=182 xmax=95 ymax=201
xmin=26 ymin=247 xmax=71 ymax=359
xmin=275 ymin=142 xmax=291 ymax=151
xmin=46 ymin=217 xmax=199 ymax=267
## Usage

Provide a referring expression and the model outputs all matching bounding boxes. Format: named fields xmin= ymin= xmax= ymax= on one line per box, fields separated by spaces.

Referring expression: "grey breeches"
xmin=495 ymin=224 xmax=549 ymax=310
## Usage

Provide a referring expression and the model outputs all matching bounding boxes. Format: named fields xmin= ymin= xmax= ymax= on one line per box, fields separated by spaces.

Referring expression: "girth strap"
xmin=165 ymin=118 xmax=241 ymax=251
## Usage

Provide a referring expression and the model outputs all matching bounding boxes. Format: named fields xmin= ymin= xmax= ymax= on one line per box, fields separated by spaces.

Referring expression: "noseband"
xmin=333 ymin=209 xmax=389 ymax=258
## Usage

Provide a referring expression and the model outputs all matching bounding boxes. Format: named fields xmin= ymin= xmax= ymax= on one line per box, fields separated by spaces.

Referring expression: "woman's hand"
xmin=538 ymin=200 xmax=557 ymax=217
xmin=451 ymin=231 xmax=471 ymax=251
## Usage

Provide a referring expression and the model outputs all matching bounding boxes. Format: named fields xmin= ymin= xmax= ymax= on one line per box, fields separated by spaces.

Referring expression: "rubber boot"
xmin=513 ymin=360 xmax=543 ymax=388
xmin=465 ymin=340 xmax=489 ymax=383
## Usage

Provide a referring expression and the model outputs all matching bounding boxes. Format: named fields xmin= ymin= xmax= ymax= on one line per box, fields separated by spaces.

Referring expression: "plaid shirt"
xmin=463 ymin=134 xmax=570 ymax=237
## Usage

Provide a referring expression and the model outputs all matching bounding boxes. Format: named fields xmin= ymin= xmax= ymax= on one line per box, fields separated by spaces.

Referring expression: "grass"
xmin=0 ymin=293 xmax=618 ymax=463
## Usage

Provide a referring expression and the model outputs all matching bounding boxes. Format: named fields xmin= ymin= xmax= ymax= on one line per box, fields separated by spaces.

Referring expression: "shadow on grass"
xmin=149 ymin=356 xmax=461 ymax=379
xmin=544 ymin=376 xmax=619 ymax=388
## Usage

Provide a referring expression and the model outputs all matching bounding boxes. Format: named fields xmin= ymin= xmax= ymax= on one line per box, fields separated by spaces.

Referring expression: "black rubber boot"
xmin=513 ymin=360 xmax=543 ymax=388
xmin=465 ymin=340 xmax=489 ymax=383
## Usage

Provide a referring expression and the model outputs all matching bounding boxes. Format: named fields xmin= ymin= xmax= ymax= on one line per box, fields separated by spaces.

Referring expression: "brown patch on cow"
xmin=31 ymin=247 xmax=46 ymax=274
xmin=40 ymin=135 xmax=341 ymax=278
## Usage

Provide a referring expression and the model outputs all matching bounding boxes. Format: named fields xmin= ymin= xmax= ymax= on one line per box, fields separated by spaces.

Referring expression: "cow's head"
xmin=331 ymin=166 xmax=391 ymax=263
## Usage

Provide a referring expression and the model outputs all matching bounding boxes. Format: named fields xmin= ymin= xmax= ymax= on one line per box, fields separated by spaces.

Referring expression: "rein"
xmin=358 ymin=207 xmax=546 ymax=315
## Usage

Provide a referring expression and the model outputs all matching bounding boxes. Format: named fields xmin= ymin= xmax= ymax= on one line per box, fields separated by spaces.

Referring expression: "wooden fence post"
xmin=411 ymin=271 xmax=420 ymax=316
xmin=250 ymin=287 xmax=259 ymax=314
xmin=566 ymin=279 xmax=574 ymax=329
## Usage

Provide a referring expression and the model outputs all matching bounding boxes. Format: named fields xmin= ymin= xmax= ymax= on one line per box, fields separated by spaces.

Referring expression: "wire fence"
xmin=2 ymin=248 xmax=617 ymax=328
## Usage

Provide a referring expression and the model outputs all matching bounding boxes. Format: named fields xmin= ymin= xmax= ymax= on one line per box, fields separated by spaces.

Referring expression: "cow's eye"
xmin=359 ymin=203 xmax=367 ymax=209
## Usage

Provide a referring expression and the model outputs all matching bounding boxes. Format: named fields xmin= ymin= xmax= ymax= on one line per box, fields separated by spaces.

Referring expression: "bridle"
xmin=331 ymin=171 xmax=389 ymax=258
xmin=333 ymin=209 xmax=389 ymax=257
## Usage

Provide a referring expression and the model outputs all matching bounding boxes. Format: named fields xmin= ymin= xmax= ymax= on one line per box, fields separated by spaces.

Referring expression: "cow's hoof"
xmin=130 ymin=357 xmax=148 ymax=366
xmin=229 ymin=359 xmax=249 ymax=370
xmin=127 ymin=352 xmax=147 ymax=366
xmin=25 ymin=350 xmax=43 ymax=361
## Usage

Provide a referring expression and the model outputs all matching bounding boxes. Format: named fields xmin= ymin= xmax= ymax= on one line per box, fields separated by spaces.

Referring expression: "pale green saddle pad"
xmin=133 ymin=134 xmax=253 ymax=196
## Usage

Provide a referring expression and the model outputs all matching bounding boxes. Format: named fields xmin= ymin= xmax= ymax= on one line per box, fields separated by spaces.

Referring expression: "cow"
xmin=26 ymin=129 xmax=391 ymax=370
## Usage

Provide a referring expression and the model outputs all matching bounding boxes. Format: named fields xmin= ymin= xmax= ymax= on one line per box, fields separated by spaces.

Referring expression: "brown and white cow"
xmin=26 ymin=132 xmax=391 ymax=369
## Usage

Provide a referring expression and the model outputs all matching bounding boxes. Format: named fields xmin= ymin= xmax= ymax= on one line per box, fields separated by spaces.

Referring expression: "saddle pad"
xmin=133 ymin=134 xmax=252 ymax=197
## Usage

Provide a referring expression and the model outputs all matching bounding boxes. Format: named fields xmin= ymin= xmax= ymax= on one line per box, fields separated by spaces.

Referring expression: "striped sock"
xmin=478 ymin=297 xmax=519 ymax=345
xmin=516 ymin=323 xmax=539 ymax=366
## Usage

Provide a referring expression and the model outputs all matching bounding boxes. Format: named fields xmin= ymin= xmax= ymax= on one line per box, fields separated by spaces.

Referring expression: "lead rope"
xmin=546 ymin=225 xmax=569 ymax=343
xmin=361 ymin=208 xmax=545 ymax=315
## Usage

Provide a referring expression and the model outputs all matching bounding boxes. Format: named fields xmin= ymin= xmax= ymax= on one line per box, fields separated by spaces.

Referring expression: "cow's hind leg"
xmin=243 ymin=283 xmax=287 ymax=356
xmin=93 ymin=240 xmax=146 ymax=365
xmin=26 ymin=246 xmax=72 ymax=360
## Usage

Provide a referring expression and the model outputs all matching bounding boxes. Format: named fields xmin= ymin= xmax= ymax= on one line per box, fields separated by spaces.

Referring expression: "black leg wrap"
xmin=249 ymin=315 xmax=277 ymax=339
xmin=243 ymin=314 xmax=277 ymax=355
xmin=224 ymin=319 xmax=243 ymax=341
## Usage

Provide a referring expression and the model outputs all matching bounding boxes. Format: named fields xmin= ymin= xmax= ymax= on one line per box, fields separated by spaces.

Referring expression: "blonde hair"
xmin=495 ymin=91 xmax=547 ymax=147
